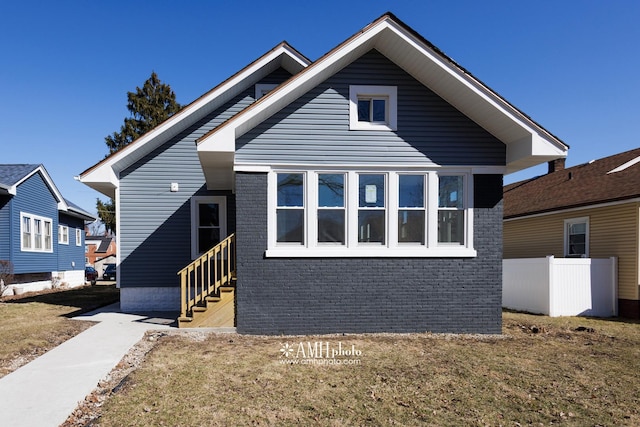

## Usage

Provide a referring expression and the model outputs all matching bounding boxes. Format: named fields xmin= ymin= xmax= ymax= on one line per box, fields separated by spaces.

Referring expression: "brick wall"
xmin=235 ymin=172 xmax=503 ymax=335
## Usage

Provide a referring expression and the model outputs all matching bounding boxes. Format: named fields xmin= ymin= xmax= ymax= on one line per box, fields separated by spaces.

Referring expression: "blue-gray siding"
xmin=235 ymin=172 xmax=503 ymax=334
xmin=118 ymin=70 xmax=291 ymax=289
xmin=0 ymin=196 xmax=10 ymax=260
xmin=237 ymin=50 xmax=505 ymax=166
xmin=57 ymin=213 xmax=85 ymax=272
xmin=8 ymin=172 xmax=58 ymax=274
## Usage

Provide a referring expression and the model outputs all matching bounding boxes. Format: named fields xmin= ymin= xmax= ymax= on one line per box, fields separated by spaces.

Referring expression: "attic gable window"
xmin=349 ymin=85 xmax=397 ymax=131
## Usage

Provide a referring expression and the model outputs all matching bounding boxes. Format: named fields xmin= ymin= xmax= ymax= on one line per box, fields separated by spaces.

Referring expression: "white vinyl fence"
xmin=503 ymin=256 xmax=618 ymax=317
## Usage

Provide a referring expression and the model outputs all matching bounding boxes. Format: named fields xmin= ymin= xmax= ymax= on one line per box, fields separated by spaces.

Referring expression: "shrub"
xmin=0 ymin=260 xmax=13 ymax=295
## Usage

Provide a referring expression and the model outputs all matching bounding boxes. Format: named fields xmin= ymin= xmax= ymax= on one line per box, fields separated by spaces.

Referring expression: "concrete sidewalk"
xmin=0 ymin=304 xmax=177 ymax=427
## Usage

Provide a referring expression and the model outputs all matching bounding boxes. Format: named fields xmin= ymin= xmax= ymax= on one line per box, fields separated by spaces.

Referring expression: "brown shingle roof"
xmin=504 ymin=147 xmax=640 ymax=219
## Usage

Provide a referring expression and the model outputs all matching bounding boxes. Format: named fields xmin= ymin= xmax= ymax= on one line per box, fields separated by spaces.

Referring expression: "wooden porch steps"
xmin=178 ymin=284 xmax=235 ymax=328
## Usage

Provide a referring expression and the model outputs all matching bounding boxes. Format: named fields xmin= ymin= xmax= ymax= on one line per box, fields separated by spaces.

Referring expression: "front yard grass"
xmin=95 ymin=312 xmax=640 ymax=426
xmin=0 ymin=284 xmax=119 ymax=378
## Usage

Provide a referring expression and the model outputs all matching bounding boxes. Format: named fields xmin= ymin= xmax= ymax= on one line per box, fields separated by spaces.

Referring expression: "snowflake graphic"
xmin=279 ymin=343 xmax=295 ymax=358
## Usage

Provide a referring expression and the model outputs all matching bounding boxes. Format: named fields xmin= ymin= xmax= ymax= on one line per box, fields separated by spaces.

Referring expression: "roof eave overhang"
xmin=63 ymin=207 xmax=97 ymax=222
xmin=197 ymin=15 xmax=568 ymax=179
xmin=80 ymin=43 xmax=310 ymax=196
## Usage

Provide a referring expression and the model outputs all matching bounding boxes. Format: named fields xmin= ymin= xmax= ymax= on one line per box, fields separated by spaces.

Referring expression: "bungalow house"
xmin=79 ymin=13 xmax=567 ymax=334
xmin=504 ymin=148 xmax=640 ymax=319
xmin=0 ymin=164 xmax=95 ymax=293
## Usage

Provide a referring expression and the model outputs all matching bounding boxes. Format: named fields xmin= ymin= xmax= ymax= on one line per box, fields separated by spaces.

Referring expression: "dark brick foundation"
xmin=235 ymin=172 xmax=504 ymax=335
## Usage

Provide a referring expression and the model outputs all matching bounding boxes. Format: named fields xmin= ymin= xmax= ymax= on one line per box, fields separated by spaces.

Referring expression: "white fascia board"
xmin=379 ymin=20 xmax=568 ymax=171
xmin=78 ymin=165 xmax=119 ymax=199
xmin=14 ymin=165 xmax=67 ymax=210
xmin=504 ymin=134 xmax=568 ymax=174
xmin=198 ymin=23 xmax=383 ymax=151
xmin=82 ymin=44 xmax=309 ymax=193
xmin=234 ymin=162 xmax=506 ymax=174
xmin=385 ymin=20 xmax=559 ymax=144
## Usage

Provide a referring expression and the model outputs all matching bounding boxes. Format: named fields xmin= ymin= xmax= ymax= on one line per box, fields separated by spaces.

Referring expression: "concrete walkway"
xmin=0 ymin=304 xmax=178 ymax=427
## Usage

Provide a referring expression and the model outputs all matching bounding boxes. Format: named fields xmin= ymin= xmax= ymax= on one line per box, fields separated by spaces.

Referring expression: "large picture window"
xmin=20 ymin=212 xmax=53 ymax=253
xmin=268 ymin=170 xmax=475 ymax=257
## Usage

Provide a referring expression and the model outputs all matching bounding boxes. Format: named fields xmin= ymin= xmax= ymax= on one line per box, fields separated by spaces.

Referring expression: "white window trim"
xmin=564 ymin=217 xmax=589 ymax=257
xmin=58 ymin=224 xmax=69 ymax=245
xmin=267 ymin=169 xmax=475 ymax=258
xmin=349 ymin=85 xmax=397 ymax=131
xmin=190 ymin=196 xmax=227 ymax=259
xmin=20 ymin=212 xmax=54 ymax=253
xmin=76 ymin=228 xmax=82 ymax=246
xmin=255 ymin=83 xmax=278 ymax=99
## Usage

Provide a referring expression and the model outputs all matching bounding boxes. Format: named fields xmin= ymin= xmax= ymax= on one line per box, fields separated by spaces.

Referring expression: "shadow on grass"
xmin=502 ymin=307 xmax=640 ymax=325
xmin=0 ymin=284 xmax=120 ymax=318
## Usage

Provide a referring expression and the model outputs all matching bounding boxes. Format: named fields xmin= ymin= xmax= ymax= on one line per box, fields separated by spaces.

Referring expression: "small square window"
xmin=349 ymin=85 xmax=397 ymax=131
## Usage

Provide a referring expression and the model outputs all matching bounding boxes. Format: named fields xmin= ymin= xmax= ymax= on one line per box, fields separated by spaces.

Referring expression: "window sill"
xmin=265 ymin=247 xmax=477 ymax=258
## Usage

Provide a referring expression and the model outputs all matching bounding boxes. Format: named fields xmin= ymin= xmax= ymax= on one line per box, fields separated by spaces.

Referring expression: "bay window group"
xmin=270 ymin=170 xmax=475 ymax=257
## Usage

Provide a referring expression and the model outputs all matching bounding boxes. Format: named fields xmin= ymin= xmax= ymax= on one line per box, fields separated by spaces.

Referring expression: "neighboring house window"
xmin=267 ymin=170 xmax=475 ymax=257
xmin=20 ymin=212 xmax=53 ymax=253
xmin=44 ymin=221 xmax=52 ymax=251
xmin=349 ymin=85 xmax=397 ymax=131
xmin=190 ymin=196 xmax=227 ymax=259
xmin=59 ymin=225 xmax=69 ymax=245
xmin=565 ymin=217 xmax=589 ymax=257
xmin=76 ymin=228 xmax=82 ymax=246
xmin=255 ymin=83 xmax=278 ymax=99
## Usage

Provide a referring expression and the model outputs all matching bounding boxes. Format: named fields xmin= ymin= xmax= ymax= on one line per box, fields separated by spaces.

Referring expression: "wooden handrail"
xmin=178 ymin=233 xmax=236 ymax=320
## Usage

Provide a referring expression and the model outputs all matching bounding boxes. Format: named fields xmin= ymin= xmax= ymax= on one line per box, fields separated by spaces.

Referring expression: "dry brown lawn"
xmin=92 ymin=312 xmax=640 ymax=426
xmin=0 ymin=284 xmax=120 ymax=377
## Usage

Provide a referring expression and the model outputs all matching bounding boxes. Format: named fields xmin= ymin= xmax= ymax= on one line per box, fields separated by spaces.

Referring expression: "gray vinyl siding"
xmin=0 ymin=196 xmax=10 ymax=260
xmin=237 ymin=50 xmax=505 ymax=166
xmin=117 ymin=71 xmax=290 ymax=289
xmin=235 ymin=172 xmax=503 ymax=334
xmin=9 ymin=172 xmax=58 ymax=274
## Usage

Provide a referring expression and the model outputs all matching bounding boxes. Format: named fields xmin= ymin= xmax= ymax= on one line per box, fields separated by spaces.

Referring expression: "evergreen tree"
xmin=96 ymin=198 xmax=116 ymax=235
xmin=105 ymin=71 xmax=181 ymax=154
xmin=97 ymin=72 xmax=181 ymax=232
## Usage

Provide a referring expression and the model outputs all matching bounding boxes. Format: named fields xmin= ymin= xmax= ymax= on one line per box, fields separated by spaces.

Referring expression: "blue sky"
xmin=1 ymin=1 xmax=639 ymax=217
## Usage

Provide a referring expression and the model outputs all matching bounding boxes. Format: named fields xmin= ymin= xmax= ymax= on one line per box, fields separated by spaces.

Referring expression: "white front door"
xmin=191 ymin=196 xmax=227 ymax=259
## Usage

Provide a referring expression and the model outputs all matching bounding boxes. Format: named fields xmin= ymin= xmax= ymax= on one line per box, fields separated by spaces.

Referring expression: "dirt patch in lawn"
xmin=63 ymin=312 xmax=640 ymax=426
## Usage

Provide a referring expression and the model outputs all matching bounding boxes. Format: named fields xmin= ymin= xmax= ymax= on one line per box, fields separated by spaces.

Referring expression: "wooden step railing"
xmin=178 ymin=233 xmax=236 ymax=321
